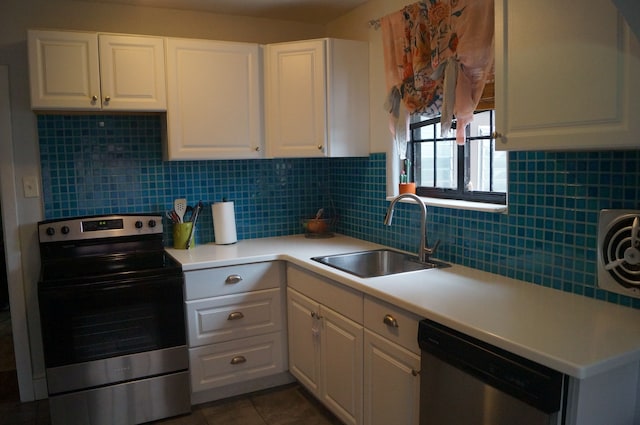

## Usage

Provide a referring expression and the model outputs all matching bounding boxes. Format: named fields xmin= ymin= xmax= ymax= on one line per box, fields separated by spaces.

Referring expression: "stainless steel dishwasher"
xmin=418 ymin=319 xmax=566 ymax=425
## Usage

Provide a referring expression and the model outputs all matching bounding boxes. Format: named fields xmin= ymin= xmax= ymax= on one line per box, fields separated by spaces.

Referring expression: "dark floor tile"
xmin=152 ymin=409 xmax=208 ymax=425
xmin=0 ymin=370 xmax=20 ymax=403
xmin=199 ymin=398 xmax=267 ymax=425
xmin=251 ymin=385 xmax=343 ymax=425
xmin=0 ymin=399 xmax=40 ymax=425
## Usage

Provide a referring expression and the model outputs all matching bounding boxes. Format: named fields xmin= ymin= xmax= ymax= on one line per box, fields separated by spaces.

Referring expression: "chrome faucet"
xmin=384 ymin=193 xmax=440 ymax=262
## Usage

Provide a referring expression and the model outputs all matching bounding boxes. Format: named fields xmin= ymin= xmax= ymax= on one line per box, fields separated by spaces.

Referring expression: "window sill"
xmin=385 ymin=195 xmax=508 ymax=214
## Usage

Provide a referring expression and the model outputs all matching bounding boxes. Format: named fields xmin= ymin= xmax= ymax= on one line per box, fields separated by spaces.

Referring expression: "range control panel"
xmin=38 ymin=215 xmax=163 ymax=242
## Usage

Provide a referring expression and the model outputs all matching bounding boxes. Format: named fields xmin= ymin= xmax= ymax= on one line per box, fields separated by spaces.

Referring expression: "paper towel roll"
xmin=212 ymin=201 xmax=237 ymax=244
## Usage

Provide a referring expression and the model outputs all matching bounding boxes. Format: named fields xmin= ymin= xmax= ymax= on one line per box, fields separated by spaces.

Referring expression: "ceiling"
xmin=74 ymin=0 xmax=370 ymax=24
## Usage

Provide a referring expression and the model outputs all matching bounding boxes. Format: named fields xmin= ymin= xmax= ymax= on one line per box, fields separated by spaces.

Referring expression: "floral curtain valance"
xmin=381 ymin=0 xmax=494 ymax=151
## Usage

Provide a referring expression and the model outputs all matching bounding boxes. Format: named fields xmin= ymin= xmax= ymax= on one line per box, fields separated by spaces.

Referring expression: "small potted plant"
xmin=399 ymin=159 xmax=415 ymax=194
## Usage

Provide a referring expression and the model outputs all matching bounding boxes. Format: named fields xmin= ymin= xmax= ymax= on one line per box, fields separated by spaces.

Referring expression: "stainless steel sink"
xmin=312 ymin=249 xmax=449 ymax=278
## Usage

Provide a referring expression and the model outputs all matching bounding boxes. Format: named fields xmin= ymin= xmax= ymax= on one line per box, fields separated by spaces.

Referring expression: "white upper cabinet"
xmin=98 ymin=35 xmax=166 ymax=110
xmin=28 ymin=30 xmax=101 ymax=110
xmin=165 ymin=38 xmax=263 ymax=160
xmin=495 ymin=0 xmax=640 ymax=150
xmin=28 ymin=30 xmax=166 ymax=111
xmin=265 ymin=38 xmax=369 ymax=158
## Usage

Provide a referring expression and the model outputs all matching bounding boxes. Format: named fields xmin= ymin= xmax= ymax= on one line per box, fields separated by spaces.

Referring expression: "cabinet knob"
xmin=383 ymin=314 xmax=399 ymax=328
xmin=227 ymin=312 xmax=244 ymax=321
xmin=104 ymin=96 xmax=111 ymax=102
xmin=411 ymin=369 xmax=420 ymax=376
xmin=230 ymin=356 xmax=247 ymax=365
xmin=491 ymin=131 xmax=505 ymax=142
xmin=317 ymin=145 xmax=323 ymax=150
xmin=91 ymin=95 xmax=98 ymax=102
xmin=255 ymin=146 xmax=260 ymax=152
xmin=225 ymin=274 xmax=243 ymax=284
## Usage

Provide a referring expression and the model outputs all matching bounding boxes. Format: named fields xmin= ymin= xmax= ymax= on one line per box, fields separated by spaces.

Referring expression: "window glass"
xmin=409 ymin=110 xmax=506 ymax=204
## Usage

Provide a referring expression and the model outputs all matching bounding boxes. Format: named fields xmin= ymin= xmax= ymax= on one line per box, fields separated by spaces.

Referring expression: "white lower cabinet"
xmin=184 ymin=261 xmax=288 ymax=402
xmin=363 ymin=296 xmax=421 ymax=425
xmin=287 ymin=287 xmax=321 ymax=393
xmin=321 ymin=306 xmax=364 ymax=425
xmin=189 ymin=331 xmax=284 ymax=392
xmin=286 ymin=265 xmax=364 ymax=425
xmin=364 ymin=331 xmax=420 ymax=425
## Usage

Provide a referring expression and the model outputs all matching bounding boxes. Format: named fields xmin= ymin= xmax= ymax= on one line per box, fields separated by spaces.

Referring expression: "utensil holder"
xmin=173 ymin=222 xmax=194 ymax=249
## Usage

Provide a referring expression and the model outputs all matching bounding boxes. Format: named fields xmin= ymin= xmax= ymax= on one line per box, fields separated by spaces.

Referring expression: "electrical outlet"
xmin=22 ymin=175 xmax=40 ymax=198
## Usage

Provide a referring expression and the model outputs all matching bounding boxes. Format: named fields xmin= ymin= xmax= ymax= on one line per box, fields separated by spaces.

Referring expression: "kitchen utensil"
xmin=185 ymin=201 xmax=203 ymax=249
xmin=184 ymin=205 xmax=194 ymax=222
xmin=174 ymin=198 xmax=187 ymax=223
xmin=307 ymin=208 xmax=326 ymax=233
xmin=166 ymin=210 xmax=180 ymax=224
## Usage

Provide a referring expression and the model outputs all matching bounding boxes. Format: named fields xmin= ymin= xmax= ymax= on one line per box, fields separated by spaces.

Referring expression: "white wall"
xmin=327 ymin=0 xmax=412 ymax=196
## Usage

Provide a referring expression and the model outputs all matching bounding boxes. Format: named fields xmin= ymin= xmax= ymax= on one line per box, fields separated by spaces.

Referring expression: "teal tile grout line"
xmin=38 ymin=114 xmax=640 ymax=309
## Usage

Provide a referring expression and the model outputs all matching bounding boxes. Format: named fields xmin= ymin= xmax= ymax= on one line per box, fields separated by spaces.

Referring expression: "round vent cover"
xmin=598 ymin=209 xmax=640 ymax=297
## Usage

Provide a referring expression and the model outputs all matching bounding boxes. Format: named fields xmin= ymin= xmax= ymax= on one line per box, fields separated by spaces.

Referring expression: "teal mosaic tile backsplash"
xmin=38 ymin=114 xmax=640 ymax=308
xmin=329 ymin=151 xmax=640 ymax=309
xmin=38 ymin=114 xmax=331 ymax=245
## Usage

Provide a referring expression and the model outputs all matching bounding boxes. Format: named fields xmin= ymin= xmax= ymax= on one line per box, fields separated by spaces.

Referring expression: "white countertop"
xmin=167 ymin=234 xmax=640 ymax=380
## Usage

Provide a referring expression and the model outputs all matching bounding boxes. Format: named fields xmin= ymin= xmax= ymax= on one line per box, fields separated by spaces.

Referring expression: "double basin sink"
xmin=312 ymin=249 xmax=449 ymax=278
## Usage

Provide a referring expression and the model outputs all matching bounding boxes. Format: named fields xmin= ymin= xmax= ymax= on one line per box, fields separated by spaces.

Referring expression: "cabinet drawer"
xmin=186 ymin=288 xmax=282 ymax=347
xmin=185 ymin=261 xmax=284 ymax=300
xmin=189 ymin=332 xmax=285 ymax=392
xmin=364 ymin=295 xmax=421 ymax=354
xmin=287 ymin=264 xmax=363 ymax=323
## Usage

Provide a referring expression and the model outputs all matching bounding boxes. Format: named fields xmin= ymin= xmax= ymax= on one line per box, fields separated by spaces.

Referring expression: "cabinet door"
xmin=98 ymin=35 xmax=166 ymax=111
xmin=321 ymin=305 xmax=363 ymax=425
xmin=287 ymin=287 xmax=321 ymax=394
xmin=28 ymin=30 xmax=101 ymax=110
xmin=495 ymin=0 xmax=640 ymax=150
xmin=265 ymin=40 xmax=327 ymax=158
xmin=165 ymin=38 xmax=263 ymax=160
xmin=363 ymin=330 xmax=420 ymax=425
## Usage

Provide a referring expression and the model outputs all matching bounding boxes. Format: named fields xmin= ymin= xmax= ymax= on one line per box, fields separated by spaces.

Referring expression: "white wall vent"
xmin=598 ymin=209 xmax=640 ymax=298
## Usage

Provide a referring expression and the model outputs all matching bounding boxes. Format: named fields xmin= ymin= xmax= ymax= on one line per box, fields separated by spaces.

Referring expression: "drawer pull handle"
xmin=383 ymin=314 xmax=399 ymax=328
xmin=227 ymin=312 xmax=244 ymax=321
xmin=225 ymin=274 xmax=243 ymax=284
xmin=230 ymin=356 xmax=247 ymax=365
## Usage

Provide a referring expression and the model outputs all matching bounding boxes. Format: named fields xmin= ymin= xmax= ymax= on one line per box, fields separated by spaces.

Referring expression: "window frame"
xmin=408 ymin=111 xmax=506 ymax=205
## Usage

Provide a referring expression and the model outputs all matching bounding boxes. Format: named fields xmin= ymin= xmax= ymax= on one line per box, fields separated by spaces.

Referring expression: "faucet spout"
xmin=384 ymin=193 xmax=438 ymax=262
xmin=383 ymin=208 xmax=394 ymax=226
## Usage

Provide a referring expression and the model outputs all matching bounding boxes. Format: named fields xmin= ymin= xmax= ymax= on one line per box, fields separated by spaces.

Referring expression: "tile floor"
xmin=157 ymin=384 xmax=343 ymax=425
xmin=2 ymin=383 xmax=342 ymax=425
xmin=1 ymin=310 xmax=343 ymax=425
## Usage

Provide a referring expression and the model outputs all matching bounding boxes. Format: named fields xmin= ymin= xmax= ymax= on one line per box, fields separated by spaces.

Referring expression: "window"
xmin=408 ymin=110 xmax=507 ymax=205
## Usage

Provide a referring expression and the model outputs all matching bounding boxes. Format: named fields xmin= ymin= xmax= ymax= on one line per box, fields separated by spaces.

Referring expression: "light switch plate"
xmin=22 ymin=175 xmax=40 ymax=198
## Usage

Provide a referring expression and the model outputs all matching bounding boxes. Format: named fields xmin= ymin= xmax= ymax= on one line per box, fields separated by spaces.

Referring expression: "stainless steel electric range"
xmin=37 ymin=214 xmax=190 ymax=425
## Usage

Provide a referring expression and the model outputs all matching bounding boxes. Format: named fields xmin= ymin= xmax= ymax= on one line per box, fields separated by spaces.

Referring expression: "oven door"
xmin=38 ymin=273 xmax=186 ymax=370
